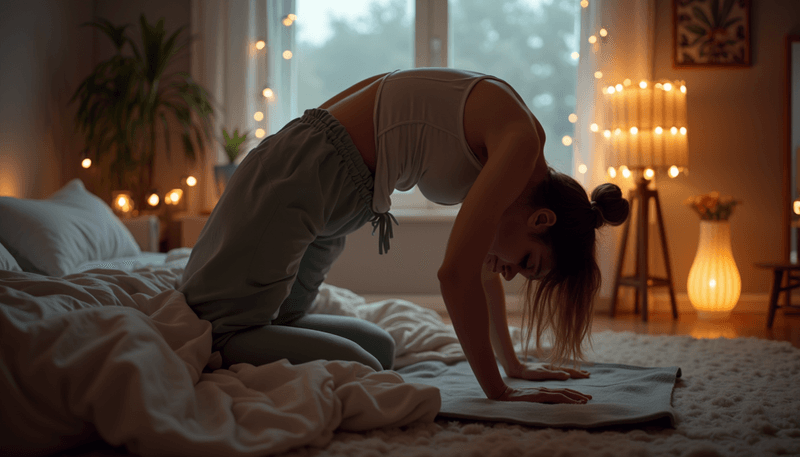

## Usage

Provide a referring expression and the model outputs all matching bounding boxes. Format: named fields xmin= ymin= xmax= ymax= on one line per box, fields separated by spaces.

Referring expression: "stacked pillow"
xmin=0 ymin=179 xmax=141 ymax=276
xmin=0 ymin=242 xmax=21 ymax=272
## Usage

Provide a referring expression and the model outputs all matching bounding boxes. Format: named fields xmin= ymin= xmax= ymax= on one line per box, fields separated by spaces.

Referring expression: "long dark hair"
xmin=521 ymin=167 xmax=629 ymax=365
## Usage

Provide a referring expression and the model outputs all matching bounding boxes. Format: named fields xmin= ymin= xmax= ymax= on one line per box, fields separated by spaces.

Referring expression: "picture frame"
xmin=673 ymin=0 xmax=751 ymax=68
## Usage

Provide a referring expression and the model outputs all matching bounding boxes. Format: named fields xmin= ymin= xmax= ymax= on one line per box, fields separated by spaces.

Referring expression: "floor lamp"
xmin=602 ymin=80 xmax=688 ymax=322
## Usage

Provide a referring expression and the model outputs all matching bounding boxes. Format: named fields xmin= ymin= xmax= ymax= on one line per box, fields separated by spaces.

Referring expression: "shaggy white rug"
xmin=277 ymin=330 xmax=800 ymax=457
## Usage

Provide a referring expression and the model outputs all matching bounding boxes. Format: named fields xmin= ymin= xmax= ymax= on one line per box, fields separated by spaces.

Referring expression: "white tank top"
xmin=370 ymin=68 xmax=518 ymax=213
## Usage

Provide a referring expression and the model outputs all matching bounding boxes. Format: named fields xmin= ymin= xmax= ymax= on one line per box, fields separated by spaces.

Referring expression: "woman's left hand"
xmin=505 ymin=362 xmax=590 ymax=381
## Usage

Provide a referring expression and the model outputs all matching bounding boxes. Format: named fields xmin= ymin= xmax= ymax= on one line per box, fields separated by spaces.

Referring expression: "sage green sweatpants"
xmin=179 ymin=109 xmax=395 ymax=370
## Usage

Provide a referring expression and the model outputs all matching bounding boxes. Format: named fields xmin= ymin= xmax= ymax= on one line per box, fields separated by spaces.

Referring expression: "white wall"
xmin=0 ymin=0 xmax=93 ymax=199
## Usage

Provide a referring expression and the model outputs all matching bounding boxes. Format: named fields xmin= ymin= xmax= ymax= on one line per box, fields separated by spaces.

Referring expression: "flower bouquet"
xmin=684 ymin=191 xmax=741 ymax=221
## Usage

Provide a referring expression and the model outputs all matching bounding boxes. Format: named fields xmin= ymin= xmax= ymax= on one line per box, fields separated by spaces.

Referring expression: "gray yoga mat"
xmin=397 ymin=360 xmax=682 ymax=428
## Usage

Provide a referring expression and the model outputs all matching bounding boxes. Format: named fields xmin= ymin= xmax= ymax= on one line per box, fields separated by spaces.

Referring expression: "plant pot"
xmin=214 ymin=163 xmax=238 ymax=198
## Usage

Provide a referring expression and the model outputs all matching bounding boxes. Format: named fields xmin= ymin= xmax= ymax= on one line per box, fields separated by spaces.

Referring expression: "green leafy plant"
xmin=221 ymin=128 xmax=249 ymax=164
xmin=71 ymin=15 xmax=214 ymax=205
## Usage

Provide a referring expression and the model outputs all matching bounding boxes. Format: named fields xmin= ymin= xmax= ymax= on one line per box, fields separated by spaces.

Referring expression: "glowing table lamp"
xmin=686 ymin=216 xmax=741 ymax=319
xmin=606 ymin=80 xmax=688 ymax=321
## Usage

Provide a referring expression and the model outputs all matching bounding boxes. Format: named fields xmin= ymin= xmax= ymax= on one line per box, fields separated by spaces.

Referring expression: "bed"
xmin=1 ymin=179 xmax=798 ymax=456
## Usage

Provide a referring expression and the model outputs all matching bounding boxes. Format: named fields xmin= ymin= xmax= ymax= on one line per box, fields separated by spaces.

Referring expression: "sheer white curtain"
xmin=574 ymin=0 xmax=654 ymax=297
xmin=190 ymin=0 xmax=296 ymax=212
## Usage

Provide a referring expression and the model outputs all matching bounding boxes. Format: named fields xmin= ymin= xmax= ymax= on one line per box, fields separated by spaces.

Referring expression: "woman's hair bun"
xmin=590 ymin=183 xmax=630 ymax=227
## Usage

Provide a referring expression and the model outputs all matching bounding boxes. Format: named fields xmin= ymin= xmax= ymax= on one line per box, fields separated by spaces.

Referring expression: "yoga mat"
xmin=397 ymin=360 xmax=682 ymax=428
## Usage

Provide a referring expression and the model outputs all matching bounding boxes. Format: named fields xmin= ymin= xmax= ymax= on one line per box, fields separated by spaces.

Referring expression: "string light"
xmin=590 ymin=123 xmax=599 ymax=132
xmin=288 ymin=13 xmax=297 ymax=21
xmin=607 ymin=86 xmax=616 ymax=94
xmin=663 ymin=82 xmax=673 ymax=91
xmin=655 ymin=126 xmax=664 ymax=134
xmin=578 ymin=164 xmax=588 ymax=174
xmin=644 ymin=168 xmax=655 ymax=180
xmin=254 ymin=111 xmax=264 ymax=121
xmin=608 ymin=167 xmax=617 ymax=178
xmin=639 ymin=80 xmax=648 ymax=89
xmin=680 ymin=85 xmax=687 ymax=93
xmin=571 ymin=51 xmax=580 ymax=60
xmin=81 ymin=158 xmax=92 ymax=169
xmin=680 ymin=127 xmax=687 ymax=135
xmin=562 ymin=135 xmax=573 ymax=146
xmin=615 ymin=83 xmax=623 ymax=92
xmin=588 ymin=35 xmax=597 ymax=44
xmin=282 ymin=50 xmax=293 ymax=60
xmin=581 ymin=0 xmax=589 ymax=7
xmin=599 ymin=28 xmax=608 ymax=37
xmin=669 ymin=166 xmax=680 ymax=178
xmin=594 ymin=71 xmax=603 ymax=79
xmin=620 ymin=166 xmax=631 ymax=179
xmin=630 ymin=127 xmax=638 ymax=135
xmin=256 ymin=40 xmax=266 ymax=50
xmin=185 ymin=176 xmax=197 ymax=187
xmin=603 ymin=130 xmax=611 ymax=138
xmin=263 ymin=88 xmax=274 ymax=98
xmin=568 ymin=113 xmax=578 ymax=123
xmin=147 ymin=192 xmax=160 ymax=207
xmin=112 ymin=191 xmax=134 ymax=215
xmin=670 ymin=126 xmax=678 ymax=135
xmin=623 ymin=79 xmax=631 ymax=86
xmin=165 ymin=189 xmax=183 ymax=205
xmin=255 ymin=128 xmax=266 ymax=139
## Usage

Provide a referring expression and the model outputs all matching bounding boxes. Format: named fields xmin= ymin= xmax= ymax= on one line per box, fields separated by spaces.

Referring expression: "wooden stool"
xmin=755 ymin=262 xmax=800 ymax=328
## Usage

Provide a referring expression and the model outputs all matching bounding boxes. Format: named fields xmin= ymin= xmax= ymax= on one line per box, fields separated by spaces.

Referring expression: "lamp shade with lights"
xmin=603 ymin=79 xmax=688 ymax=177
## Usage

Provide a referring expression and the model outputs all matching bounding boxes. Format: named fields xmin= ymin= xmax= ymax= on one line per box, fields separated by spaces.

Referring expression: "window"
xmin=286 ymin=0 xmax=579 ymax=211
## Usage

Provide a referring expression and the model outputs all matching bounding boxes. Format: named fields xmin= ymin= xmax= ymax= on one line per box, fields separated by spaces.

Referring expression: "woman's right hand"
xmin=496 ymin=385 xmax=592 ymax=404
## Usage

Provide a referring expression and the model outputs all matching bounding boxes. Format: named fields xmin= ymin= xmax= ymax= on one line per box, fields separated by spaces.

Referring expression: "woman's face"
xmin=485 ymin=203 xmax=556 ymax=281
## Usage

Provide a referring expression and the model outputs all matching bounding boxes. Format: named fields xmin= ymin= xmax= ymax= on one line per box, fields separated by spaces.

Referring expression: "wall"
xmin=0 ymin=0 xmax=195 ymax=206
xmin=0 ymin=0 xmax=94 ymax=199
xmin=329 ymin=0 xmax=800 ymax=303
xmin=650 ymin=0 xmax=800 ymax=298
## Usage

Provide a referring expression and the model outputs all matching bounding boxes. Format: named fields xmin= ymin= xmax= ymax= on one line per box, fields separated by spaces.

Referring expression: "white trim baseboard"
xmin=360 ymin=292 xmax=772 ymax=316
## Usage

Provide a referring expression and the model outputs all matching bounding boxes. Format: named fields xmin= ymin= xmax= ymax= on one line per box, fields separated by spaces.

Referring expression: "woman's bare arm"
xmin=482 ymin=265 xmax=520 ymax=374
xmin=438 ymin=80 xmax=546 ymax=400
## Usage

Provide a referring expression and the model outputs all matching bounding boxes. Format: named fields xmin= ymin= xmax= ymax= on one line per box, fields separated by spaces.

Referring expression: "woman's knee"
xmin=290 ymin=314 xmax=395 ymax=370
xmin=370 ymin=330 xmax=395 ymax=370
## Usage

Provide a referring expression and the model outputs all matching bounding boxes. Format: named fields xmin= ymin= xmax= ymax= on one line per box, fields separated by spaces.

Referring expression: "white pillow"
xmin=0 ymin=242 xmax=22 ymax=272
xmin=0 ymin=179 xmax=141 ymax=276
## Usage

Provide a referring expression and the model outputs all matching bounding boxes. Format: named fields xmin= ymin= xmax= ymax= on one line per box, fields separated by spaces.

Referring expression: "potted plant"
xmin=215 ymin=127 xmax=249 ymax=197
xmin=71 ymin=15 xmax=214 ymax=208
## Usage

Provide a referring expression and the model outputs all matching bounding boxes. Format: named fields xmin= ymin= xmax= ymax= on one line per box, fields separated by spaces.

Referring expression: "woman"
xmin=179 ymin=68 xmax=629 ymax=404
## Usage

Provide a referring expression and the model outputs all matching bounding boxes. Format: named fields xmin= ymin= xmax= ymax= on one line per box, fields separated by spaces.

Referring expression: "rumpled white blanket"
xmin=0 ymin=263 xmax=441 ymax=456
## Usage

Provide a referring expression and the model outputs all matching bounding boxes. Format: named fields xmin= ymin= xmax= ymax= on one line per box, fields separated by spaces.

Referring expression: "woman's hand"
xmin=496 ymin=385 xmax=592 ymax=404
xmin=505 ymin=362 xmax=590 ymax=381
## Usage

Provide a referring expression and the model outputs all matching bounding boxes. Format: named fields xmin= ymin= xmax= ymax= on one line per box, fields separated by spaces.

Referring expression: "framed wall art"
xmin=673 ymin=0 xmax=751 ymax=68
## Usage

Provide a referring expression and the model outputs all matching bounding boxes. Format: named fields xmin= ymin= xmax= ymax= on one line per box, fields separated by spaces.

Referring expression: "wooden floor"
xmin=443 ymin=311 xmax=800 ymax=349
xmin=588 ymin=311 xmax=800 ymax=348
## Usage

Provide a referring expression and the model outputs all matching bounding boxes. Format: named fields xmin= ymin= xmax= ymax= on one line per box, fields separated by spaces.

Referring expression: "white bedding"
xmin=0 ymin=251 xmax=443 ymax=456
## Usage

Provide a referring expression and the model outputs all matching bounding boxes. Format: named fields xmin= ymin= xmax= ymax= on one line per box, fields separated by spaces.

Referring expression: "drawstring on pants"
xmin=370 ymin=212 xmax=399 ymax=255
